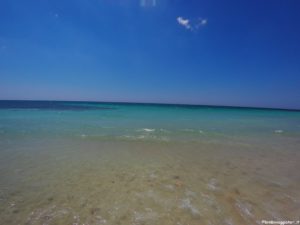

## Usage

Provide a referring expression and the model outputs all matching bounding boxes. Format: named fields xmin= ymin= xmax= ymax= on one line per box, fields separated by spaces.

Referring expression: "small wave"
xmin=142 ymin=128 xmax=155 ymax=132
xmin=77 ymin=133 xmax=170 ymax=142
xmin=181 ymin=129 xmax=204 ymax=134
xmin=121 ymin=134 xmax=169 ymax=142
xmin=274 ymin=129 xmax=283 ymax=133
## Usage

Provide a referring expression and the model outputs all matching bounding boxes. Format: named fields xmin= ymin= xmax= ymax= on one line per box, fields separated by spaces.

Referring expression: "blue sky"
xmin=0 ymin=0 xmax=300 ymax=109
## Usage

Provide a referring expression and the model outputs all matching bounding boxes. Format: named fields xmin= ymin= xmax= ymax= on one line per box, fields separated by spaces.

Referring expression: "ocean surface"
xmin=0 ymin=100 xmax=299 ymax=225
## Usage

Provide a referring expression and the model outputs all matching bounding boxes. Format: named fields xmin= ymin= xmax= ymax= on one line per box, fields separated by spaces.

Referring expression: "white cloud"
xmin=177 ymin=17 xmax=191 ymax=30
xmin=177 ymin=17 xmax=208 ymax=31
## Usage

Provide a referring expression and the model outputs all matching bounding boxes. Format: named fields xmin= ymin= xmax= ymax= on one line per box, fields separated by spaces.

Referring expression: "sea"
xmin=0 ymin=100 xmax=299 ymax=225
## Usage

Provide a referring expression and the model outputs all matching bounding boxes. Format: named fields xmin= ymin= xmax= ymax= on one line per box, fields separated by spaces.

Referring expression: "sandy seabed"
xmin=0 ymin=135 xmax=299 ymax=225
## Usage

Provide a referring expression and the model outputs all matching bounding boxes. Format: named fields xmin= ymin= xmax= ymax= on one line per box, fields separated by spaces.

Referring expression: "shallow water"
xmin=0 ymin=101 xmax=300 ymax=225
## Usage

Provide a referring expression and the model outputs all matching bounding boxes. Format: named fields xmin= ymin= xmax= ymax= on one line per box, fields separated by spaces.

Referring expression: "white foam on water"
xmin=262 ymin=202 xmax=283 ymax=221
xmin=274 ymin=129 xmax=283 ymax=133
xmin=26 ymin=205 xmax=72 ymax=225
xmin=135 ymin=189 xmax=174 ymax=209
xmin=235 ymin=199 xmax=254 ymax=222
xmin=283 ymin=193 xmax=299 ymax=203
xmin=201 ymin=193 xmax=215 ymax=206
xmin=207 ymin=178 xmax=219 ymax=191
xmin=122 ymin=135 xmax=133 ymax=139
xmin=121 ymin=135 xmax=145 ymax=141
xmin=133 ymin=209 xmax=159 ymax=224
xmin=95 ymin=216 xmax=107 ymax=224
xmin=142 ymin=128 xmax=155 ymax=132
xmin=179 ymin=198 xmax=201 ymax=216
xmin=121 ymin=134 xmax=170 ymax=142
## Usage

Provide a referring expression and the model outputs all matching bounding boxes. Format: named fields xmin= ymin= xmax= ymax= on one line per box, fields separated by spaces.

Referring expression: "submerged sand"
xmin=0 ymin=135 xmax=299 ymax=225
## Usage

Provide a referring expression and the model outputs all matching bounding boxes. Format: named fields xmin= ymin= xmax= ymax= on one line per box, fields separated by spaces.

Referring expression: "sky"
xmin=0 ymin=0 xmax=300 ymax=109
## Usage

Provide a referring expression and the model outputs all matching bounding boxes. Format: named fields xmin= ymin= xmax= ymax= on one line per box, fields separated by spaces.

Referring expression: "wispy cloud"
xmin=200 ymin=18 xmax=207 ymax=25
xmin=177 ymin=17 xmax=207 ymax=31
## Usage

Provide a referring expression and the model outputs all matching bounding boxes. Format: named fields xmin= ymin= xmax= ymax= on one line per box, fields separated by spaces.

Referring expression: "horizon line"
xmin=0 ymin=99 xmax=299 ymax=112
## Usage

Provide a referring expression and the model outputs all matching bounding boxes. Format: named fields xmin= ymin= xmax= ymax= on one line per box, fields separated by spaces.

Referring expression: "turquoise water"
xmin=0 ymin=101 xmax=300 ymax=224
xmin=1 ymin=101 xmax=300 ymax=141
